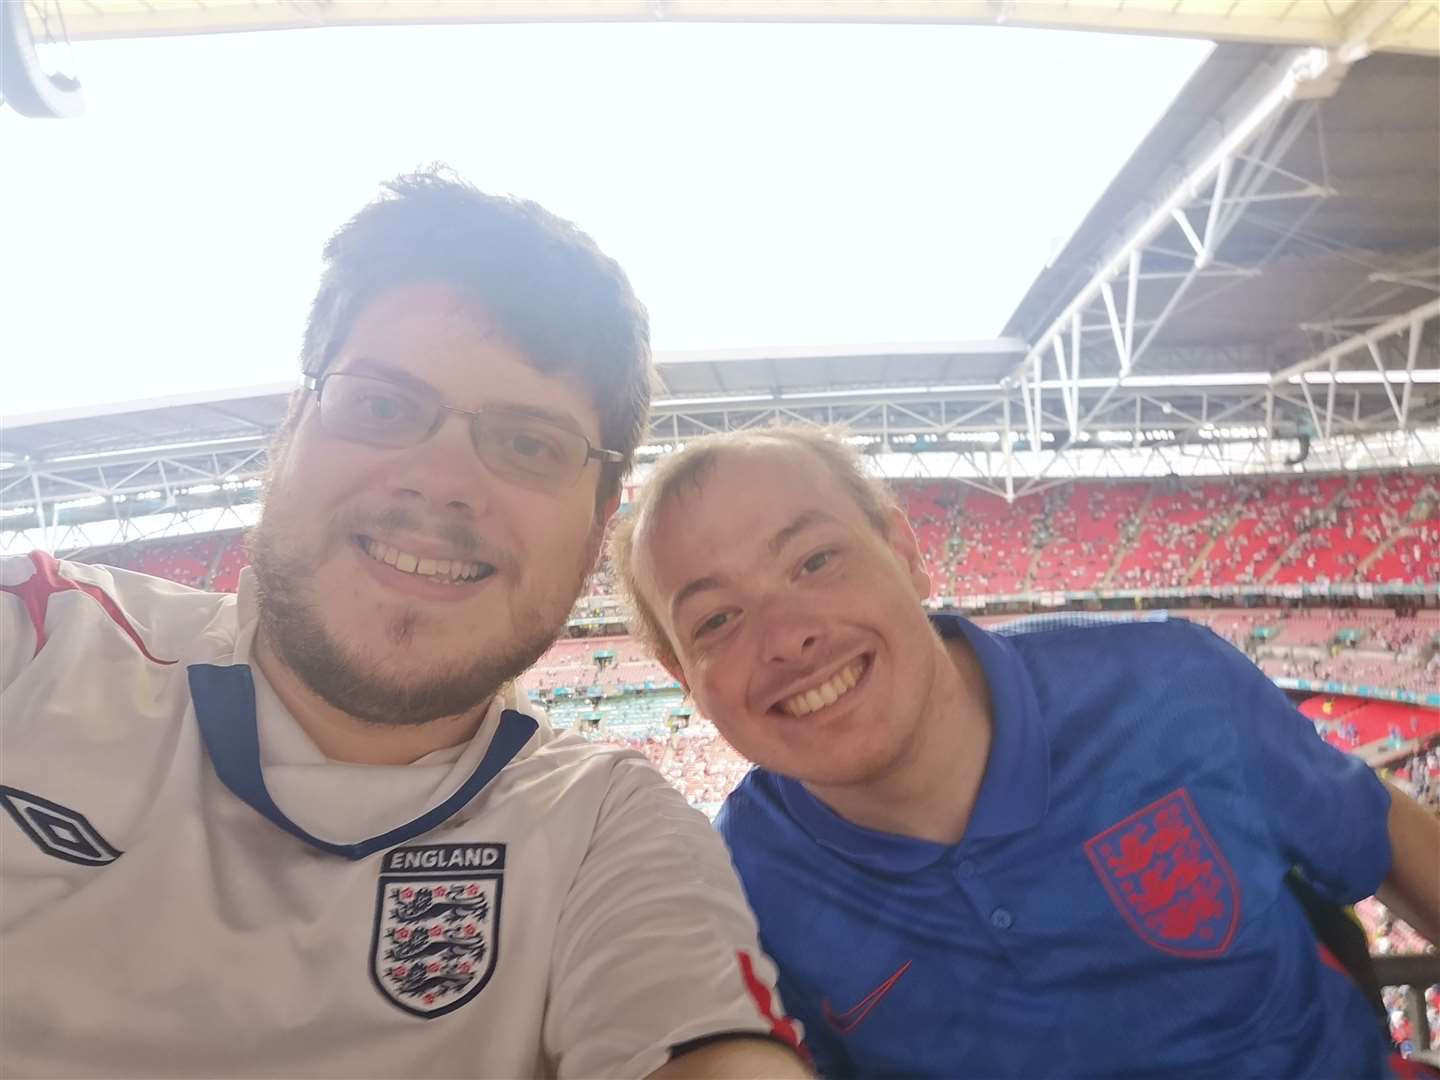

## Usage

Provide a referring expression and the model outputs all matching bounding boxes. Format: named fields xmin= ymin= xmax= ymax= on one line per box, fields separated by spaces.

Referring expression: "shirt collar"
xmin=189 ymin=662 xmax=537 ymax=860
xmin=773 ymin=611 xmax=1050 ymax=872
xmin=235 ymin=566 xmax=259 ymax=649
xmin=197 ymin=566 xmax=537 ymax=857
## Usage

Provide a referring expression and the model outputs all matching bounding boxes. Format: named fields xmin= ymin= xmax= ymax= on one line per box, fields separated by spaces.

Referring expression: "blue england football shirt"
xmin=717 ymin=613 xmax=1396 ymax=1078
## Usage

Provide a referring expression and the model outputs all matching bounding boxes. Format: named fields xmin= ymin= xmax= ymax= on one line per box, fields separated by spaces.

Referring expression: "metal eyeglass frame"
xmin=302 ymin=372 xmax=625 ymax=482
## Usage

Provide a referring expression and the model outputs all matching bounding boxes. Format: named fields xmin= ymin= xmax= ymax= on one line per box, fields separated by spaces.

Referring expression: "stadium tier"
xmin=75 ymin=468 xmax=1439 ymax=597
xmin=66 ymin=470 xmax=1439 ymax=817
xmin=68 ymin=470 xmax=1439 ymax=710
xmin=898 ymin=469 xmax=1439 ymax=597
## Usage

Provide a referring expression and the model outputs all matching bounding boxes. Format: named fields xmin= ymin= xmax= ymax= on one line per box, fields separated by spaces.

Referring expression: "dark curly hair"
xmin=298 ymin=167 xmax=651 ymax=503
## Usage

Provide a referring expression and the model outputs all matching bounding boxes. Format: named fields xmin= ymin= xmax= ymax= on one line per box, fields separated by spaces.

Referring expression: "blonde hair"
xmin=610 ymin=426 xmax=898 ymax=669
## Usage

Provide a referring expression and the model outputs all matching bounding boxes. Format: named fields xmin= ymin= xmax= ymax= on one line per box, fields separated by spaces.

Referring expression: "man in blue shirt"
xmin=610 ymin=427 xmax=1440 ymax=1078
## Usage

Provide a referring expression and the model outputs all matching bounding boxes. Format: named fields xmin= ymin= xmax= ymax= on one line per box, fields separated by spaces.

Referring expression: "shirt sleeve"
xmin=1 ymin=555 xmax=41 ymax=693
xmin=716 ymin=793 xmax=845 ymax=1080
xmin=1194 ymin=624 xmax=1393 ymax=904
xmin=544 ymin=757 xmax=804 ymax=1079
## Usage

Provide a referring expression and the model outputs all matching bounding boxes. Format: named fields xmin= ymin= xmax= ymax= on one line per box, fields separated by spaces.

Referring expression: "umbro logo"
xmin=0 ymin=785 xmax=122 ymax=867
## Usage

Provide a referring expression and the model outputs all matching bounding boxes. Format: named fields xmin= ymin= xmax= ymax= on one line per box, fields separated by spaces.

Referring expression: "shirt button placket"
xmin=953 ymin=856 xmax=1018 ymax=947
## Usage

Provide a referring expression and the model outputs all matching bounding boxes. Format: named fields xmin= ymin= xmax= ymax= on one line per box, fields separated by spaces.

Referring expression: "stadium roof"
xmin=994 ymin=45 xmax=1439 ymax=449
xmin=39 ymin=0 xmax=1440 ymax=56
xmin=3 ymin=5 xmax=1437 ymax=541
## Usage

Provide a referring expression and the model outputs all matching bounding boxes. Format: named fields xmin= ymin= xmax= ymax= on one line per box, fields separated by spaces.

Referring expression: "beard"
xmin=248 ymin=506 xmax=595 ymax=728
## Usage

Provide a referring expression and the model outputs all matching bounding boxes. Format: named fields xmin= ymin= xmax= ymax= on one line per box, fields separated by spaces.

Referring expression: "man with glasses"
xmin=0 ymin=172 xmax=809 ymax=1079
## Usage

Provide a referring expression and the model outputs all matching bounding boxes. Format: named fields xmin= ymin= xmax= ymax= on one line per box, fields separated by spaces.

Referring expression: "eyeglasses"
xmin=303 ymin=372 xmax=624 ymax=489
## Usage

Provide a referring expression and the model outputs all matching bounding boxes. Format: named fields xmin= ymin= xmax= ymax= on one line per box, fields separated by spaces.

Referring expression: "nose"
xmin=386 ymin=410 xmax=493 ymax=518
xmin=760 ymin=609 xmax=826 ymax=666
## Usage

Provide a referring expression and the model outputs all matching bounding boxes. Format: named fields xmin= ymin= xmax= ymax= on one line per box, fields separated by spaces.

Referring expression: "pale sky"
xmin=0 ymin=22 xmax=1210 ymax=419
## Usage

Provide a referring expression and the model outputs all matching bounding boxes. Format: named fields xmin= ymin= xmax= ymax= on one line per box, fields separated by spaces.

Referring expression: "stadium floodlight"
xmin=651 ymin=393 xmax=775 ymax=409
xmin=1270 ymin=298 xmax=1440 ymax=387
xmin=1295 ymin=370 xmax=1440 ymax=385
xmin=1021 ymin=371 xmax=1440 ymax=396
xmin=1117 ymin=373 xmax=1268 ymax=388
xmin=777 ymin=382 xmax=1008 ymax=401
xmin=49 ymin=433 xmax=266 ymax=465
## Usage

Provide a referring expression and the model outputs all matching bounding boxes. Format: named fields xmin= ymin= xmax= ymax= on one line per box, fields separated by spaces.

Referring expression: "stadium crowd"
xmin=83 ymin=469 xmax=1436 ymax=599
xmin=902 ymin=469 xmax=1437 ymax=595
xmin=67 ymin=471 xmax=1438 ymax=821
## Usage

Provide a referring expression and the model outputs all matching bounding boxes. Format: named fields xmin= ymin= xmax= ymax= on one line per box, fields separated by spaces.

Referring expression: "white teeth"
xmin=780 ymin=658 xmax=868 ymax=717
xmin=362 ymin=539 xmax=488 ymax=584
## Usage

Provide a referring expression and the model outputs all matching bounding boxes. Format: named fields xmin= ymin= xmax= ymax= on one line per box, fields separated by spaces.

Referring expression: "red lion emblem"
xmin=1083 ymin=788 xmax=1240 ymax=958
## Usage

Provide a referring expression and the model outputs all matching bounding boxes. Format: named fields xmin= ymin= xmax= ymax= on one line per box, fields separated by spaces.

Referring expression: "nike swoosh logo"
xmin=821 ymin=959 xmax=913 ymax=1035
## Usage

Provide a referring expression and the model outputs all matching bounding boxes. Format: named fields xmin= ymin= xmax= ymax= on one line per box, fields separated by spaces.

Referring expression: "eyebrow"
xmin=768 ymin=509 xmax=840 ymax=556
xmin=668 ymin=509 xmax=839 ymax=622
xmin=489 ymin=401 xmax=587 ymax=437
xmin=342 ymin=357 xmax=587 ymax=437
xmin=671 ymin=575 xmax=723 ymax=621
xmin=343 ymin=357 xmax=439 ymax=395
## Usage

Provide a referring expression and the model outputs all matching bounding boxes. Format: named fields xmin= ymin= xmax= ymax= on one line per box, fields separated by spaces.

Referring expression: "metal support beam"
xmin=1171 ymin=208 xmax=1206 ymax=261
xmin=1270 ymin=298 xmax=1440 ymax=385
xmin=1068 ymin=312 xmax=1082 ymax=440
xmin=1368 ymin=272 xmax=1440 ymax=293
xmin=1325 ymin=357 xmax=1338 ymax=439
xmin=1124 ymin=251 xmax=1140 ymax=372
xmin=1298 ymin=377 xmax=1324 ymax=439
xmin=1199 ymin=156 xmax=1231 ymax=265
xmin=1007 ymin=48 xmax=1338 ymax=390
xmin=1003 ymin=396 xmax=1014 ymax=503
xmin=1128 ymin=102 xmax=1319 ymax=370
xmin=1366 ymin=342 xmax=1406 ymax=423
xmin=1401 ymin=317 xmax=1423 ymax=425
xmin=30 ymin=473 xmax=47 ymax=549
xmin=1099 ymin=281 xmax=1127 ymax=371
xmin=1265 ymin=391 xmax=1275 ymax=466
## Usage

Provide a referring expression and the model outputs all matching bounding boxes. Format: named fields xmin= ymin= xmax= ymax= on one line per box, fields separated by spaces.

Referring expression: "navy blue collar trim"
xmin=772 ymin=612 xmax=1050 ymax=873
xmin=934 ymin=614 xmax=1050 ymax=839
xmin=188 ymin=663 xmax=537 ymax=861
xmin=775 ymin=775 xmax=949 ymax=873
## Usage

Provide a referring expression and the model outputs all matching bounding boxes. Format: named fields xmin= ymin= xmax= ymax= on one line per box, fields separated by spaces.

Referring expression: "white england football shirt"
xmin=0 ymin=553 xmax=799 ymax=1078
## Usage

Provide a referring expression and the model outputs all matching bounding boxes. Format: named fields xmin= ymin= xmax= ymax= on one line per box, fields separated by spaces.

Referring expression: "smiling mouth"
xmin=776 ymin=654 xmax=871 ymax=717
xmin=358 ymin=536 xmax=496 ymax=585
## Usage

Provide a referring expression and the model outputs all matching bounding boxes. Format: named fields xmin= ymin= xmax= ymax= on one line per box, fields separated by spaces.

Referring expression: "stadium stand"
xmin=210 ymin=535 xmax=250 ymax=593
xmin=74 ymin=470 xmax=1436 ymax=600
xmin=899 ymin=470 xmax=1439 ymax=594
xmin=68 ymin=471 xmax=1438 ymax=820
xmin=80 ymin=531 xmax=247 ymax=592
xmin=1357 ymin=739 xmax=1440 ymax=1050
